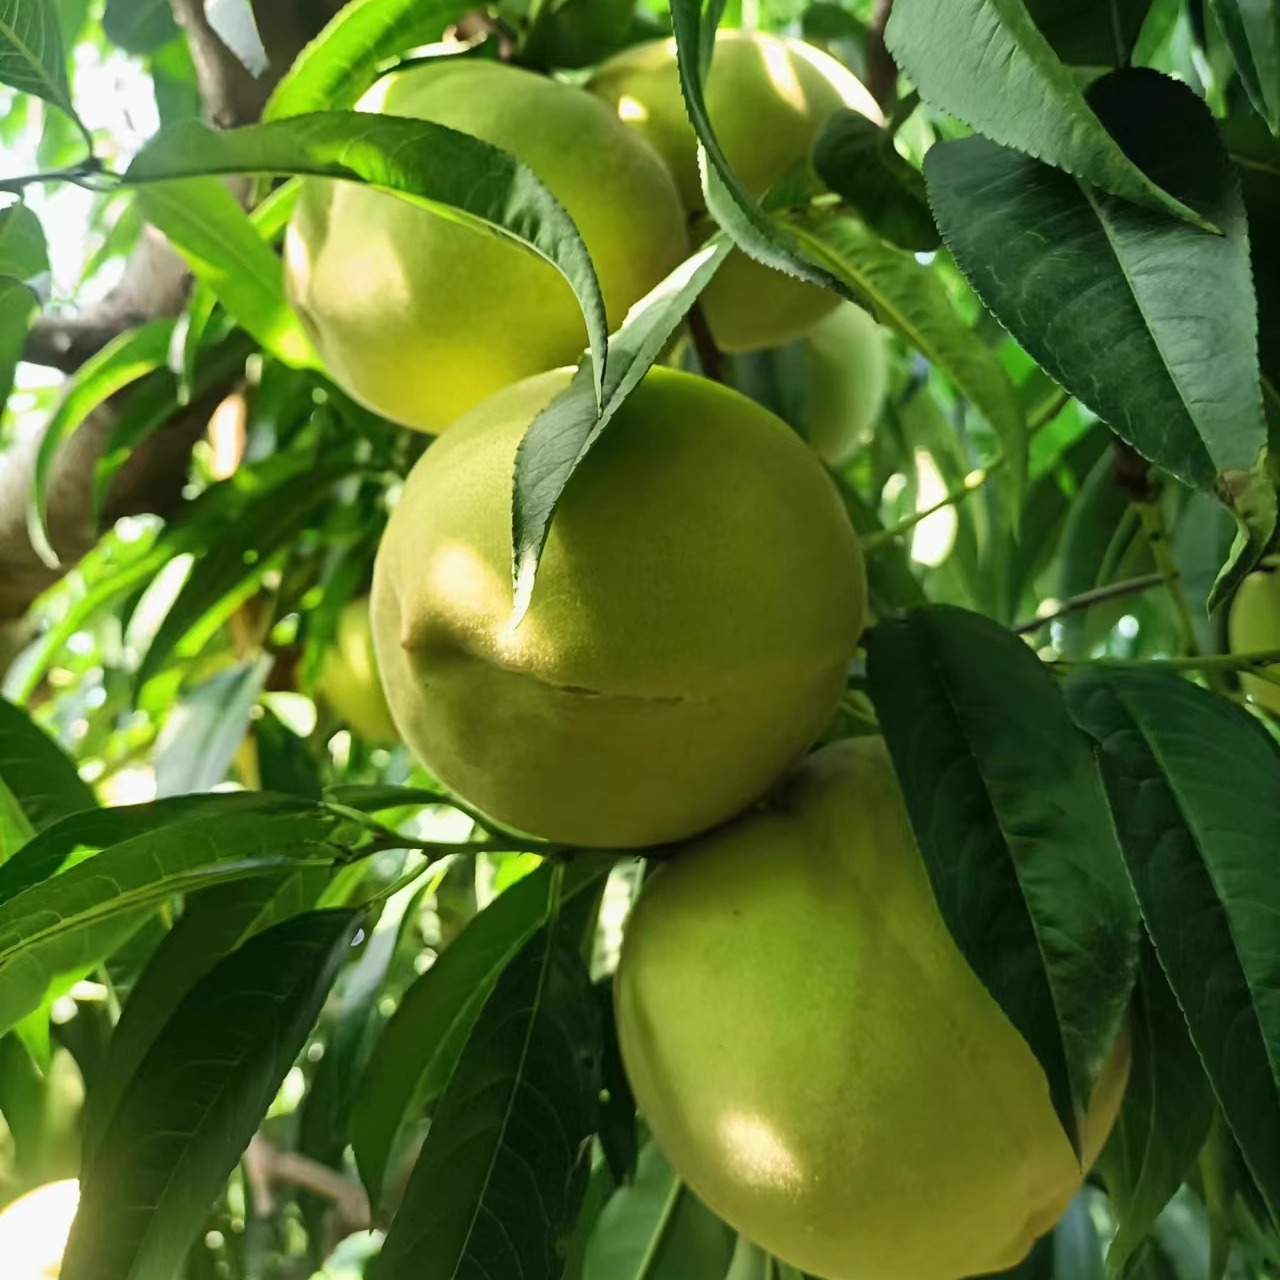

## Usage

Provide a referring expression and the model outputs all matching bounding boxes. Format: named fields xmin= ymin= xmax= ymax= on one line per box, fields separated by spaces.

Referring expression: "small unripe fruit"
xmin=1228 ymin=561 xmax=1280 ymax=715
xmin=286 ymin=59 xmax=687 ymax=434
xmin=616 ymin=735 xmax=1130 ymax=1280
xmin=590 ymin=30 xmax=880 ymax=352
xmin=797 ymin=301 xmax=888 ymax=464
xmin=371 ymin=366 xmax=865 ymax=848
xmin=317 ymin=597 xmax=397 ymax=743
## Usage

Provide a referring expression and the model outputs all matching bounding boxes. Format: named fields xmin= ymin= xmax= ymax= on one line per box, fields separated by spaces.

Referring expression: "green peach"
xmin=317 ymin=597 xmax=398 ymax=743
xmin=590 ymin=30 xmax=880 ymax=352
xmin=371 ymin=365 xmax=865 ymax=848
xmin=285 ymin=58 xmax=687 ymax=434
xmin=798 ymin=300 xmax=888 ymax=464
xmin=616 ymin=735 xmax=1130 ymax=1280
xmin=1229 ymin=561 xmax=1280 ymax=715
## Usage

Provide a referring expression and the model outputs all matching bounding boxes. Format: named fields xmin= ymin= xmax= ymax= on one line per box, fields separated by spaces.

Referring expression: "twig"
xmin=1136 ymin=498 xmax=1201 ymax=657
xmin=1052 ymin=648 xmax=1280 ymax=674
xmin=0 ymin=158 xmax=106 ymax=196
xmin=1013 ymin=572 xmax=1167 ymax=635
xmin=865 ymin=0 xmax=897 ymax=109
xmin=687 ymin=304 xmax=726 ymax=383
xmin=244 ymin=1136 xmax=370 ymax=1230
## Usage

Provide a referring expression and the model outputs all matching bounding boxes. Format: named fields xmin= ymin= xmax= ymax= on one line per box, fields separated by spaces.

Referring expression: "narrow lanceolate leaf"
xmin=783 ymin=211 xmax=1026 ymax=508
xmin=84 ymin=865 xmax=327 ymax=1160
xmin=1212 ymin=0 xmax=1280 ymax=131
xmin=126 ymin=113 xmax=608 ymax=404
xmin=61 ymin=910 xmax=359 ymax=1280
xmin=511 ymin=238 xmax=731 ymax=620
xmin=582 ymin=1141 xmax=737 ymax=1280
xmin=133 ymin=178 xmax=315 ymax=367
xmin=0 ymin=697 xmax=95 ymax=862
xmin=812 ymin=112 xmax=940 ymax=252
xmin=1065 ymin=669 xmax=1280 ymax=1225
xmin=927 ymin=71 xmax=1266 ymax=505
xmin=865 ymin=605 xmax=1140 ymax=1152
xmin=264 ymin=0 xmax=470 ymax=119
xmin=1025 ymin=0 xmax=1156 ymax=67
xmin=667 ymin=0 xmax=854 ymax=306
xmin=885 ymin=0 xmax=1210 ymax=227
xmin=154 ymin=657 xmax=273 ymax=796
xmin=1099 ymin=940 xmax=1215 ymax=1276
xmin=137 ymin=458 xmax=354 ymax=687
xmin=0 ymin=0 xmax=87 ymax=143
xmin=25 ymin=320 xmax=175 ymax=569
xmin=0 ymin=791 xmax=311 ymax=909
xmin=376 ymin=915 xmax=602 ymax=1280
xmin=352 ymin=859 xmax=610 ymax=1207
xmin=0 ymin=808 xmax=340 ymax=1038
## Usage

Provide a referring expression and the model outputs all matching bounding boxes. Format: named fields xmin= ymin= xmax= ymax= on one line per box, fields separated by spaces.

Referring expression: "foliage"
xmin=0 ymin=0 xmax=1277 ymax=1278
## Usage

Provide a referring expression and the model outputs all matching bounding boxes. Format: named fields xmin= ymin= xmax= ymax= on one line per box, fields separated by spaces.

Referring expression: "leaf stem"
xmin=1052 ymin=648 xmax=1280 ymax=674
xmin=1014 ymin=572 xmax=1167 ymax=635
xmin=1136 ymin=498 xmax=1201 ymax=657
xmin=862 ymin=388 xmax=1072 ymax=552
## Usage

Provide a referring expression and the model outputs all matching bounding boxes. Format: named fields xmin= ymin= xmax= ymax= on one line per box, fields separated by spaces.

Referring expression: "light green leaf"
xmin=25 ymin=319 xmax=175 ymax=570
xmin=132 ymin=178 xmax=315 ymax=368
xmin=783 ymin=211 xmax=1026 ymax=507
xmin=582 ymin=1141 xmax=737 ymax=1280
xmin=264 ymin=0 xmax=470 ymax=120
xmin=885 ymin=0 xmax=1212 ymax=227
xmin=511 ymin=238 xmax=731 ymax=621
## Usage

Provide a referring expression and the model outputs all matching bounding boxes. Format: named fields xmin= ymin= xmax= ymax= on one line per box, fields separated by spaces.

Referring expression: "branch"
xmin=169 ymin=0 xmax=269 ymax=128
xmin=865 ymin=0 xmax=897 ymax=109
xmin=1013 ymin=572 xmax=1167 ymax=635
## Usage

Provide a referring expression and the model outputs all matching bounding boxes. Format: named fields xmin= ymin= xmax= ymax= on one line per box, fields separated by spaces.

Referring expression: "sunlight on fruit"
xmin=719 ymin=1111 xmax=803 ymax=1191
xmin=0 ymin=1179 xmax=80 ymax=1280
xmin=760 ymin=36 xmax=807 ymax=111
xmin=616 ymin=92 xmax=649 ymax=122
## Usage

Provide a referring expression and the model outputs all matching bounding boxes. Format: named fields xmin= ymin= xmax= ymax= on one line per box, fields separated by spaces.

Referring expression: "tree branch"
xmin=865 ymin=0 xmax=897 ymax=109
xmin=169 ymin=0 xmax=270 ymax=128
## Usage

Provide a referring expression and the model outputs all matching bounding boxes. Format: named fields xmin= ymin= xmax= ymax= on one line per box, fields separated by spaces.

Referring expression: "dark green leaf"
xmin=1026 ymin=0 xmax=1156 ymax=66
xmin=154 ymin=657 xmax=273 ymax=795
xmin=84 ymin=864 xmax=326 ymax=1161
xmin=26 ymin=319 xmax=175 ymax=569
xmin=1228 ymin=119 xmax=1280 ymax=405
xmin=323 ymin=783 xmax=457 ymax=815
xmin=0 ymin=808 xmax=340 ymax=1038
xmin=511 ymin=238 xmax=730 ymax=619
xmin=927 ymin=70 xmax=1266 ymax=503
xmin=0 ymin=0 xmax=87 ymax=145
xmin=352 ymin=859 xmax=609 ymax=1206
xmin=1212 ymin=0 xmax=1280 ymax=130
xmin=263 ymin=0 xmax=470 ymax=120
xmin=1100 ymin=940 xmax=1215 ymax=1275
xmin=255 ymin=709 xmax=323 ymax=800
xmin=376 ymin=907 xmax=602 ymax=1280
xmin=885 ymin=0 xmax=1211 ymax=227
xmin=866 ymin=605 xmax=1140 ymax=1151
xmin=61 ymin=909 xmax=359 ymax=1280
xmin=812 ymin=111 xmax=940 ymax=252
xmin=103 ymin=0 xmax=178 ymax=52
xmin=582 ymin=1140 xmax=737 ymax=1280
xmin=1065 ymin=668 xmax=1280 ymax=1225
xmin=126 ymin=112 xmax=608 ymax=404
xmin=783 ymin=211 xmax=1026 ymax=509
xmin=596 ymin=980 xmax=637 ymax=1187
xmin=0 ymin=696 xmax=95 ymax=861
xmin=133 ymin=178 xmax=315 ymax=367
